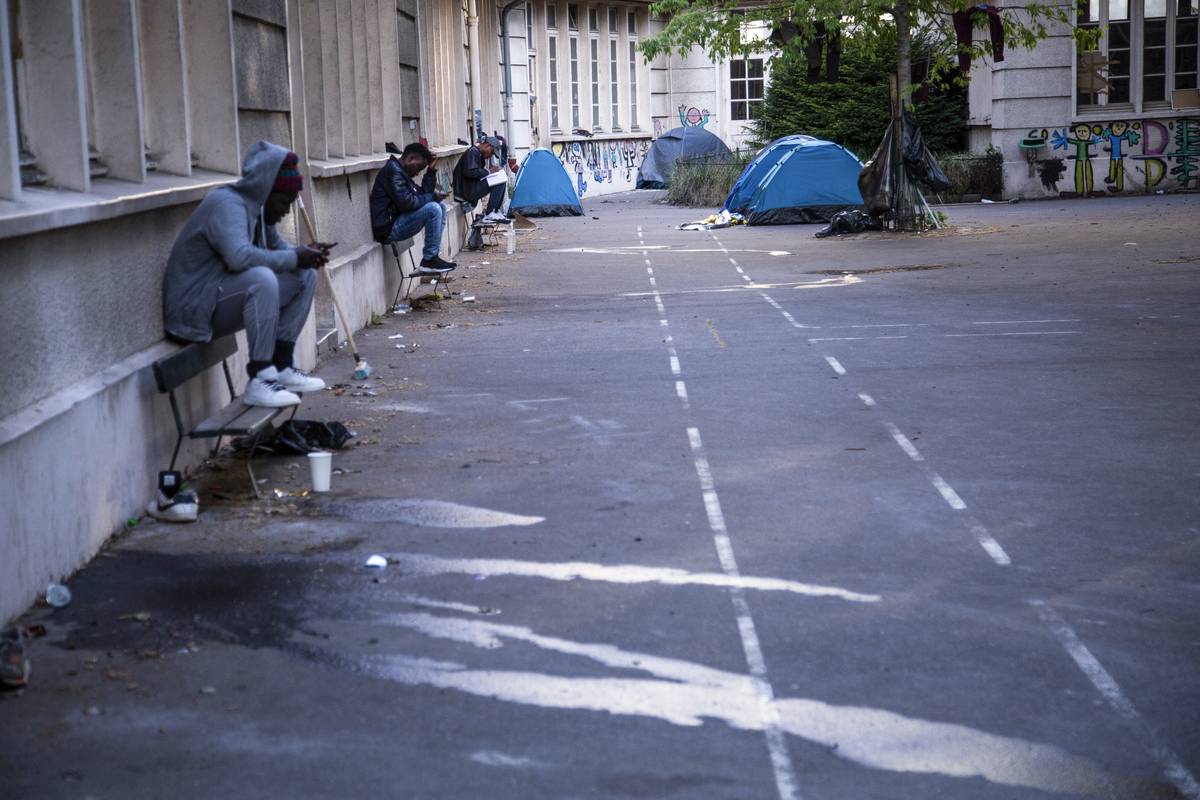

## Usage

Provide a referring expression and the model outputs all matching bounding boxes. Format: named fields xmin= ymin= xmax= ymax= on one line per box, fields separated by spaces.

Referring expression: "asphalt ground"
xmin=1 ymin=192 xmax=1198 ymax=799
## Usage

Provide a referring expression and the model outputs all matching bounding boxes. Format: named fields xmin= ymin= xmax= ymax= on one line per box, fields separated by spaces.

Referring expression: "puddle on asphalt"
xmin=320 ymin=498 xmax=544 ymax=528
xmin=807 ymin=264 xmax=951 ymax=276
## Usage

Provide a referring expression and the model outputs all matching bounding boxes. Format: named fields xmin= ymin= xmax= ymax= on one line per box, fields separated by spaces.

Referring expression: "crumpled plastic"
xmin=814 ymin=209 xmax=884 ymax=238
xmin=677 ymin=209 xmax=746 ymax=231
xmin=858 ymin=111 xmax=951 ymax=216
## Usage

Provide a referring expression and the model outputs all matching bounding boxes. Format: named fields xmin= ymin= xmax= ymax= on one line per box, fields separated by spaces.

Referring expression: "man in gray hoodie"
xmin=163 ymin=141 xmax=333 ymax=409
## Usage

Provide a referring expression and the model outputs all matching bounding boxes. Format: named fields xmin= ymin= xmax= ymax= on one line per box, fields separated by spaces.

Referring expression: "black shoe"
xmin=418 ymin=256 xmax=456 ymax=274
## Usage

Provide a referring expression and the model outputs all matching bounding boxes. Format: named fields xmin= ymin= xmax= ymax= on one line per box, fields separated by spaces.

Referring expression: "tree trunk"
xmin=895 ymin=0 xmax=911 ymax=120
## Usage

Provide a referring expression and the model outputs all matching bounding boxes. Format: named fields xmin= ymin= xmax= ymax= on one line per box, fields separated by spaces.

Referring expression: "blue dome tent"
xmin=636 ymin=126 xmax=732 ymax=189
xmin=724 ymin=136 xmax=864 ymax=224
xmin=510 ymin=148 xmax=583 ymax=217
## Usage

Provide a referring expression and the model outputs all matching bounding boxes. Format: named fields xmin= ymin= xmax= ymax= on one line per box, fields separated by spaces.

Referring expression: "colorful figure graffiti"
xmin=1099 ymin=121 xmax=1140 ymax=192
xmin=678 ymin=105 xmax=711 ymax=127
xmin=1170 ymin=118 xmax=1199 ymax=188
xmin=1051 ymin=123 xmax=1101 ymax=194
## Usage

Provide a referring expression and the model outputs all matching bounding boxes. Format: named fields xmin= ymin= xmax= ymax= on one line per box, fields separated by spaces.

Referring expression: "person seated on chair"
xmin=163 ymin=141 xmax=334 ymax=410
xmin=453 ymin=135 xmax=509 ymax=224
xmin=370 ymin=141 xmax=458 ymax=274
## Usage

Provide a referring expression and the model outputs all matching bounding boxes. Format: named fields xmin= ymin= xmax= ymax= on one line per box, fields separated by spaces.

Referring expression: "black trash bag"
xmin=901 ymin=111 xmax=951 ymax=193
xmin=236 ymin=420 xmax=355 ymax=455
xmin=814 ymin=209 xmax=883 ymax=238
xmin=465 ymin=225 xmax=484 ymax=251
xmin=858 ymin=125 xmax=896 ymax=217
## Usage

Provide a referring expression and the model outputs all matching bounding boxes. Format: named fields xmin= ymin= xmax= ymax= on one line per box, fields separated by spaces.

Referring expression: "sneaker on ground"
xmin=418 ymin=256 xmax=456 ymax=273
xmin=146 ymin=489 xmax=199 ymax=523
xmin=243 ymin=373 xmax=301 ymax=407
xmin=276 ymin=366 xmax=326 ymax=393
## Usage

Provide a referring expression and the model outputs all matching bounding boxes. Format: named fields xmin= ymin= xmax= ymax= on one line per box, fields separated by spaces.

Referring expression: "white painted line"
xmin=929 ymin=473 xmax=967 ymax=510
xmin=659 ymin=319 xmax=669 ymax=328
xmin=645 ymin=259 xmax=652 ymax=266
xmin=824 ymin=356 xmax=846 ymax=376
xmin=809 ymin=336 xmax=908 ymax=342
xmin=884 ymin=422 xmax=923 ymax=462
xmin=676 ymin=381 xmax=689 ymax=403
xmin=685 ymin=426 xmax=804 ymax=798
xmin=742 ymin=275 xmax=753 ymax=282
xmin=971 ymin=523 xmax=1011 ymax=565
xmin=970 ymin=319 xmax=1081 ymax=325
xmin=1031 ymin=601 xmax=1200 ymax=800
xmin=636 ymin=225 xmax=643 ymax=234
xmin=646 ymin=267 xmax=654 ymax=276
xmin=945 ymin=331 xmax=1080 ymax=338
xmin=827 ymin=323 xmax=929 ymax=329
xmin=654 ymin=296 xmax=666 ymax=315
xmin=729 ymin=257 xmax=739 ymax=265
xmin=669 ymin=355 xmax=681 ymax=376
xmin=858 ymin=393 xmax=876 ymax=407
xmin=649 ymin=277 xmax=657 ymax=287
xmin=387 ymin=553 xmax=880 ymax=602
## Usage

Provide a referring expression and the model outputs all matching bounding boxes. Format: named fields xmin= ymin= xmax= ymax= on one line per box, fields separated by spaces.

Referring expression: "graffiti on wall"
xmin=1036 ymin=117 xmax=1198 ymax=195
xmin=678 ymin=105 xmax=711 ymax=127
xmin=552 ymin=138 xmax=652 ymax=197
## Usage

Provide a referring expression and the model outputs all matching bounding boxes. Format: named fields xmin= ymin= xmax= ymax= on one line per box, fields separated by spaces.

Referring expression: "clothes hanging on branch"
xmin=952 ymin=4 xmax=1005 ymax=74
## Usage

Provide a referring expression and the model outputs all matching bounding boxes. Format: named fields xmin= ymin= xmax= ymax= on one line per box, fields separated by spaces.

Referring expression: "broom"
xmin=296 ymin=196 xmax=372 ymax=380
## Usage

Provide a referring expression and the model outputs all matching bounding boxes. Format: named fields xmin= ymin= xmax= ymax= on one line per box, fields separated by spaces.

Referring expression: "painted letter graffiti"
xmin=552 ymin=138 xmax=651 ymax=198
xmin=1038 ymin=117 xmax=1198 ymax=195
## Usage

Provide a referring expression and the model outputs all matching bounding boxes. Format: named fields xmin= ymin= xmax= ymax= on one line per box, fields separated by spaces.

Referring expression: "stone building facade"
xmin=968 ymin=0 xmax=1200 ymax=197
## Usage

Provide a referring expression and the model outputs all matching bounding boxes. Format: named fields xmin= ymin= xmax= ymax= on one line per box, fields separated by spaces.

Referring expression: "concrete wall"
xmin=0 ymin=0 xmax=473 ymax=624
xmin=549 ymin=134 xmax=651 ymax=196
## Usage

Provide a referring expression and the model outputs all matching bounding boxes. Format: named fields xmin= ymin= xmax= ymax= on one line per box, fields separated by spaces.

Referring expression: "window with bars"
xmin=730 ymin=57 xmax=764 ymax=121
xmin=590 ymin=37 xmax=600 ymax=129
xmin=1077 ymin=0 xmax=1200 ymax=108
xmin=609 ymin=37 xmax=620 ymax=130
xmin=549 ymin=34 xmax=560 ymax=130
xmin=570 ymin=36 xmax=580 ymax=128
xmin=628 ymin=38 xmax=639 ymax=129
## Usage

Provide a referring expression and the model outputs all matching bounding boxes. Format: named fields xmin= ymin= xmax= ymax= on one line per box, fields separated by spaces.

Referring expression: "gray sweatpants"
xmin=211 ymin=266 xmax=317 ymax=362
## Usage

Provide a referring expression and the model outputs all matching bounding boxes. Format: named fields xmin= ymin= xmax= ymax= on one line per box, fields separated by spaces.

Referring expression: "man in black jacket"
xmin=370 ymin=142 xmax=456 ymax=272
xmin=453 ymin=136 xmax=508 ymax=224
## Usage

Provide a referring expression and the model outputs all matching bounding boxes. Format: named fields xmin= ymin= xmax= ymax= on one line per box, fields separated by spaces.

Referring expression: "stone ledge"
xmin=0 ymin=170 xmax=238 ymax=242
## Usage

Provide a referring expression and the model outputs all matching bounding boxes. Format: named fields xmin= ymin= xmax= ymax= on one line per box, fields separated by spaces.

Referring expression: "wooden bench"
xmin=151 ymin=334 xmax=294 ymax=499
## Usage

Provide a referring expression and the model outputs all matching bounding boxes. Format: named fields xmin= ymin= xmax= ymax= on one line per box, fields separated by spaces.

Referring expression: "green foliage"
xmin=939 ymin=147 xmax=1005 ymax=197
xmin=752 ymin=38 xmax=967 ymax=159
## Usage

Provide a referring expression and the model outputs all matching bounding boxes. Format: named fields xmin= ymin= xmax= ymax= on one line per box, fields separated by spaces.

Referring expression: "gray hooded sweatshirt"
xmin=163 ymin=141 xmax=299 ymax=342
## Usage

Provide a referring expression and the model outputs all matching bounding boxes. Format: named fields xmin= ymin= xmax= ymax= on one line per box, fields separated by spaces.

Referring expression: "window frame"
xmin=1075 ymin=0 xmax=1200 ymax=115
xmin=729 ymin=56 xmax=765 ymax=122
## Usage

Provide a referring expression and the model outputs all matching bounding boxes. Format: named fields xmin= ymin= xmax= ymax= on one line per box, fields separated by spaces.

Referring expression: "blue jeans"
xmin=387 ymin=201 xmax=444 ymax=260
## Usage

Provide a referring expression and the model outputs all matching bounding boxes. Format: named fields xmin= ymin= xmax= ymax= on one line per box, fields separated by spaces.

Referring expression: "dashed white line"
xmin=929 ymin=473 xmax=967 ymax=510
xmin=824 ymin=356 xmax=846 ymax=376
xmin=675 ymin=381 xmax=689 ymax=405
xmin=1031 ymin=600 xmax=1200 ymax=800
xmin=945 ymin=331 xmax=1080 ymax=338
xmin=971 ymin=523 xmax=1011 ymax=565
xmin=669 ymin=355 xmax=681 ymax=376
xmin=809 ymin=336 xmax=908 ymax=342
xmin=884 ymin=422 xmax=924 ymax=462
xmin=857 ymin=393 xmax=876 ymax=407
xmin=971 ymin=319 xmax=1081 ymax=325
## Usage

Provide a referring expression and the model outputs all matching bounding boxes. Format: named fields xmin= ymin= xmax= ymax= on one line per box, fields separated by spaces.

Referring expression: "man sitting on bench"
xmin=453 ymin=136 xmax=509 ymax=224
xmin=163 ymin=141 xmax=333 ymax=409
xmin=370 ymin=141 xmax=457 ymax=273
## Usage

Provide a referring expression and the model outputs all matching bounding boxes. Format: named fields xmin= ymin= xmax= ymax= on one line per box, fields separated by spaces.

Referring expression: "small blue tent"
xmin=724 ymin=136 xmax=864 ymax=224
xmin=510 ymin=148 xmax=582 ymax=217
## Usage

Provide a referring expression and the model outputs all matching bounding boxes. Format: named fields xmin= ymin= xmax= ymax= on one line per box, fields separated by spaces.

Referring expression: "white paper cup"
xmin=307 ymin=451 xmax=333 ymax=492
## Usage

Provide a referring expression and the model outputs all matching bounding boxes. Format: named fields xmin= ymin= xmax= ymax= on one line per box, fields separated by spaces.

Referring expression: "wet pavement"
xmin=2 ymin=192 xmax=1199 ymax=799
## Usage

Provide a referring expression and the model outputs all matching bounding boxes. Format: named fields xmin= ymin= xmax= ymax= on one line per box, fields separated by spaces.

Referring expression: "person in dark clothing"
xmin=452 ymin=136 xmax=508 ymax=223
xmin=369 ymin=141 xmax=457 ymax=272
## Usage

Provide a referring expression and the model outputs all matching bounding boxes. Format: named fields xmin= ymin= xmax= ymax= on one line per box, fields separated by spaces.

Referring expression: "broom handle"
xmin=297 ymin=198 xmax=360 ymax=358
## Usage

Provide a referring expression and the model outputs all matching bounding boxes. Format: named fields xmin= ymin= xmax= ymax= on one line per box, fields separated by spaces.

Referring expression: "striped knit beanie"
xmin=273 ymin=152 xmax=303 ymax=193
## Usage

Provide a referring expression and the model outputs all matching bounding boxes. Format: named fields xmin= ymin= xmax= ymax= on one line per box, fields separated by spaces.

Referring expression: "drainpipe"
xmin=499 ymin=0 xmax=523 ymax=162
xmin=467 ymin=0 xmax=483 ymax=142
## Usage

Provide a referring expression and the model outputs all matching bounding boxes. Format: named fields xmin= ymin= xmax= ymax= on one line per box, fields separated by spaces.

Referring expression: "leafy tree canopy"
xmin=752 ymin=32 xmax=967 ymax=157
xmin=641 ymin=0 xmax=1099 ymax=102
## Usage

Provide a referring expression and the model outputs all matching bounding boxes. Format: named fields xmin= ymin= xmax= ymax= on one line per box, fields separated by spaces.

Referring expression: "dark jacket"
xmin=452 ymin=145 xmax=491 ymax=201
xmin=370 ymin=157 xmax=437 ymax=242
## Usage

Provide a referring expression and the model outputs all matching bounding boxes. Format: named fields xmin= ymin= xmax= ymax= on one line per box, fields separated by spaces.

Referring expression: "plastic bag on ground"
xmin=236 ymin=420 xmax=355 ymax=456
xmin=814 ymin=209 xmax=884 ymax=238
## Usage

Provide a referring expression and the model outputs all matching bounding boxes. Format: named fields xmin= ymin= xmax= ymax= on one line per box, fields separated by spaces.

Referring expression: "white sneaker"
xmin=276 ymin=367 xmax=326 ymax=393
xmin=243 ymin=372 xmax=301 ymax=407
xmin=146 ymin=489 xmax=198 ymax=523
xmin=482 ymin=211 xmax=509 ymax=223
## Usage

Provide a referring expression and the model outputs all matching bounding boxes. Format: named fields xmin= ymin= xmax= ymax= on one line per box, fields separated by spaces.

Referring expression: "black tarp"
xmin=858 ymin=111 xmax=951 ymax=216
